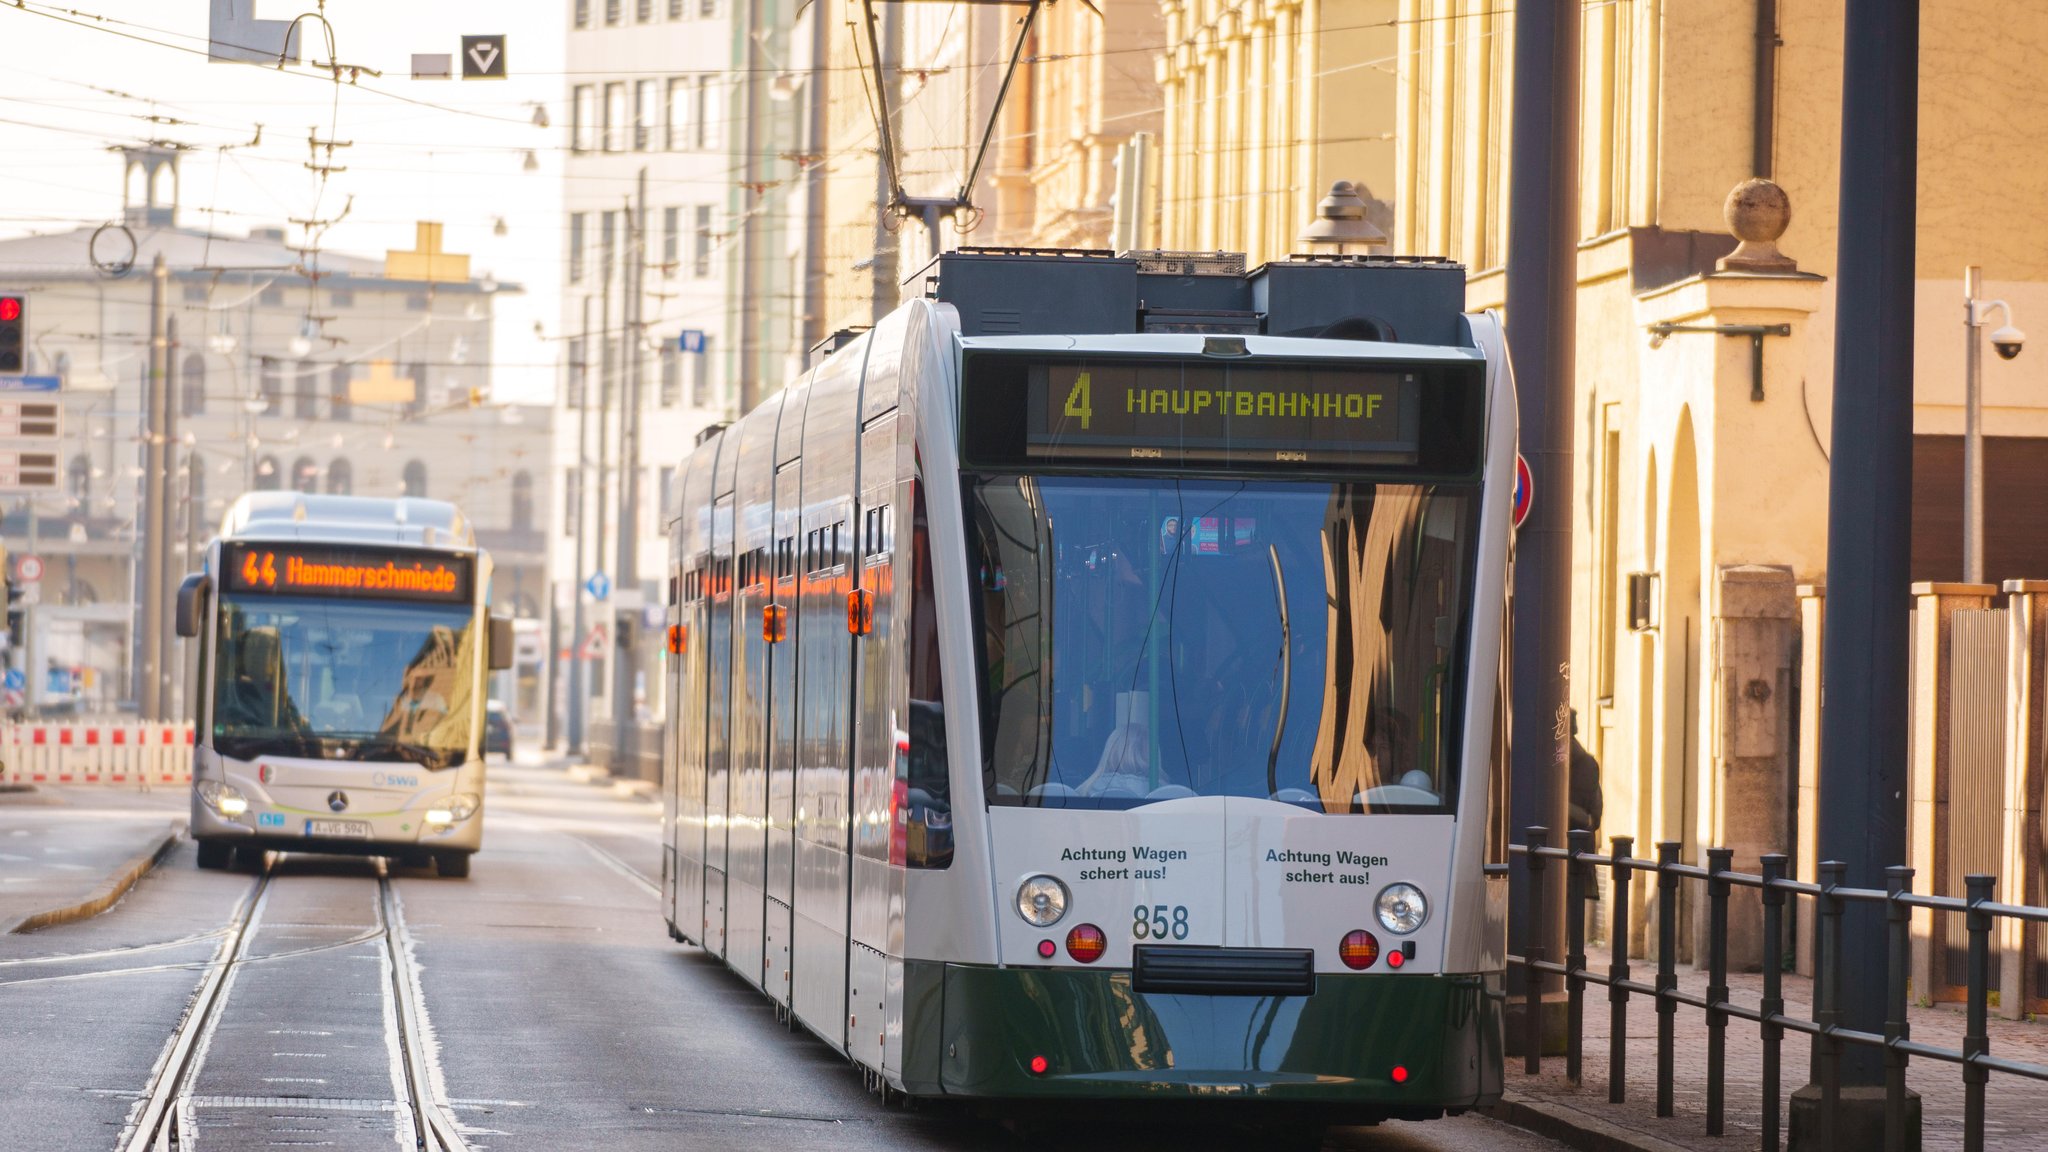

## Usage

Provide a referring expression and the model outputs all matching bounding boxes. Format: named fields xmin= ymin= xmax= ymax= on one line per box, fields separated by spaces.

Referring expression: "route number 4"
xmin=1063 ymin=372 xmax=1093 ymax=430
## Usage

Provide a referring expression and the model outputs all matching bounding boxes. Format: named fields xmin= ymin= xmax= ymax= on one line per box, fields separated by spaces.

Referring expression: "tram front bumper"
xmin=930 ymin=964 xmax=1502 ymax=1108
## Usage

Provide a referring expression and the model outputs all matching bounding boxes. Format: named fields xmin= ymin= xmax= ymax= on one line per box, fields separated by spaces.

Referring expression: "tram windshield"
xmin=211 ymin=595 xmax=479 ymax=769
xmin=967 ymin=475 xmax=1478 ymax=814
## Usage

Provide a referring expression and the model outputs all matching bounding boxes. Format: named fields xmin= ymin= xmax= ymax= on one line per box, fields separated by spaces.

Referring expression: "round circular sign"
xmin=16 ymin=555 xmax=43 ymax=583
xmin=1513 ymin=454 xmax=1533 ymax=530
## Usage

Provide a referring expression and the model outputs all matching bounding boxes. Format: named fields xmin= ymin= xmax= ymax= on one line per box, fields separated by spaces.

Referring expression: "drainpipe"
xmin=1753 ymin=0 xmax=1779 ymax=177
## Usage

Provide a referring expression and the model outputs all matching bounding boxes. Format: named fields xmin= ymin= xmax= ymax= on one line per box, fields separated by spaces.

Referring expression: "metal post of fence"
xmin=1884 ymin=865 xmax=1913 ymax=1152
xmin=1656 ymin=840 xmax=1680 ymax=1118
xmin=1963 ymin=874 xmax=1994 ymax=1152
xmin=1524 ymin=826 xmax=1550 ymax=1076
xmin=1818 ymin=860 xmax=1847 ymax=1152
xmin=1566 ymin=828 xmax=1592 ymax=1085
xmin=1706 ymin=846 xmax=1733 ymax=1136
xmin=1762 ymin=853 xmax=1789 ymax=1152
xmin=1609 ymin=835 xmax=1635 ymax=1105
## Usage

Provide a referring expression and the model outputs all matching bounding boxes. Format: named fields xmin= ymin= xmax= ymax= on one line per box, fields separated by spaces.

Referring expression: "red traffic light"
xmin=0 ymin=298 xmax=19 ymax=323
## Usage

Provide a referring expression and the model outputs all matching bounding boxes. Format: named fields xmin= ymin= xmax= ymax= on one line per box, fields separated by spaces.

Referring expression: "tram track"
xmin=117 ymin=859 xmax=468 ymax=1152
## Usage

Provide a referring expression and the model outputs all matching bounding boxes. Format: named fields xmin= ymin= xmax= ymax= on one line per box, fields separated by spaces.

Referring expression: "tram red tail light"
xmin=666 ymin=624 xmax=686 ymax=655
xmin=1391 ymin=1065 xmax=1410 ymax=1085
xmin=1339 ymin=929 xmax=1380 ymax=970
xmin=846 ymin=588 xmax=874 ymax=635
xmin=1037 ymin=939 xmax=1057 ymax=959
xmin=1029 ymin=1055 xmax=1050 ymax=1075
xmin=762 ymin=604 xmax=787 ymax=643
xmin=1387 ymin=947 xmax=1405 ymax=968
xmin=1065 ymin=923 xmax=1106 ymax=964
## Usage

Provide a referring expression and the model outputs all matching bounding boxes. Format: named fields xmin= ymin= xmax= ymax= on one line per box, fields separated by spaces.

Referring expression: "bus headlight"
xmin=1376 ymin=883 xmax=1429 ymax=935
xmin=197 ymin=779 xmax=248 ymax=817
xmin=1016 ymin=875 xmax=1070 ymax=928
xmin=427 ymin=793 xmax=480 ymax=825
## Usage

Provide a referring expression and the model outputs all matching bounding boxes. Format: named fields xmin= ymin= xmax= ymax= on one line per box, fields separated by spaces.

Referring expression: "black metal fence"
xmin=1495 ymin=827 xmax=2048 ymax=1152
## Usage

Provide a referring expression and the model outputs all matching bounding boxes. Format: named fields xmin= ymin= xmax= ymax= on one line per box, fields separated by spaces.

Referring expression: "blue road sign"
xmin=0 ymin=375 xmax=60 ymax=392
xmin=678 ymin=330 xmax=706 ymax=354
xmin=4 ymin=668 xmax=23 ymax=693
xmin=586 ymin=571 xmax=612 ymax=601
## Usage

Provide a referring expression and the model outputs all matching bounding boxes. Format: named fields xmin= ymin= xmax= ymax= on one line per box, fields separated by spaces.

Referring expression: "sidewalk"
xmin=0 ymin=785 xmax=185 ymax=933
xmin=1499 ymin=944 xmax=2048 ymax=1152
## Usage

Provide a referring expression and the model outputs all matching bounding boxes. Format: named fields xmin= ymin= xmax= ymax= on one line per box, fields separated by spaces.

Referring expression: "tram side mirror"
xmin=175 ymin=574 xmax=210 ymax=638
xmin=488 ymin=615 xmax=515 ymax=671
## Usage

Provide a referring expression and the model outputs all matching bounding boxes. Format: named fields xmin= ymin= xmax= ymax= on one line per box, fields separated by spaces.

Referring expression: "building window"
xmin=569 ymin=212 xmax=587 ymax=282
xmin=259 ymin=284 xmax=284 ymax=307
xmin=512 ymin=470 xmax=535 ymax=531
xmin=693 ymin=76 xmax=723 ymax=150
xmin=668 ymin=0 xmax=683 ymax=16
xmin=258 ymin=357 xmax=282 ymax=411
xmin=575 ymin=0 xmax=590 ymax=26
xmin=692 ymin=205 xmax=713 ymax=278
xmin=567 ymin=338 xmax=586 ymax=408
xmin=605 ymin=0 xmax=620 ymax=24
xmin=327 ymin=457 xmax=352 ymax=495
xmin=402 ymin=460 xmax=428 ymax=499
xmin=571 ymin=85 xmax=595 ymax=152
xmin=405 ymin=293 xmax=429 ymax=312
xmin=663 ymin=206 xmax=680 ymax=267
xmin=294 ymin=360 xmax=320 ymax=419
xmin=603 ymin=82 xmax=625 ymax=152
xmin=636 ymin=0 xmax=652 ymax=20
xmin=690 ymin=335 xmax=714 ymax=407
xmin=601 ymin=210 xmax=618 ymax=284
xmin=660 ymin=343 xmax=681 ymax=407
xmin=407 ymin=361 xmax=429 ymax=416
xmin=329 ymin=289 xmax=353 ymax=308
xmin=563 ymin=468 xmax=581 ymax=538
xmin=659 ymin=465 xmax=676 ymax=521
xmin=330 ymin=364 xmax=352 ymax=422
xmin=255 ymin=455 xmax=280 ymax=492
xmin=699 ymin=0 xmax=717 ymax=17
xmin=666 ymin=77 xmax=691 ymax=151
xmin=181 ymin=353 xmax=206 ymax=417
xmin=292 ymin=456 xmax=319 ymax=494
xmin=182 ymin=284 xmax=208 ymax=303
xmin=66 ymin=453 xmax=88 ymax=505
xmin=634 ymin=79 xmax=658 ymax=151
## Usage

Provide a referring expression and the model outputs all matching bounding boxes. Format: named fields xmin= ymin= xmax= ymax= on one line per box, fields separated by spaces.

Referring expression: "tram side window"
xmin=905 ymin=485 xmax=951 ymax=868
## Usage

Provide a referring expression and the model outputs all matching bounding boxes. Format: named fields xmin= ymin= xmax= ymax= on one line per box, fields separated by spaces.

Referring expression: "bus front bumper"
xmin=190 ymin=797 xmax=482 ymax=854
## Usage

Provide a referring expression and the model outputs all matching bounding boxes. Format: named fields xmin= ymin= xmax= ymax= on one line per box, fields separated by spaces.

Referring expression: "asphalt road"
xmin=0 ymin=759 xmax=1572 ymax=1151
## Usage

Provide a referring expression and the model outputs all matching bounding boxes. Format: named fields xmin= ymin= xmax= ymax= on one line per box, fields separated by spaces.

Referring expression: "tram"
xmin=663 ymin=248 xmax=1512 ymax=1125
xmin=177 ymin=493 xmax=513 ymax=877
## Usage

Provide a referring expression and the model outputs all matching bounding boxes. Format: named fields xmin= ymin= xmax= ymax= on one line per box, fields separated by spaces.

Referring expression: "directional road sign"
xmin=461 ymin=35 xmax=507 ymax=80
xmin=411 ymin=53 xmax=453 ymax=80
xmin=4 ymin=669 xmax=24 ymax=693
xmin=16 ymin=554 xmax=42 ymax=583
xmin=0 ymin=451 xmax=58 ymax=493
xmin=678 ymin=330 xmax=706 ymax=354
xmin=586 ymin=571 xmax=612 ymax=601
xmin=0 ymin=401 xmax=60 ymax=439
xmin=0 ymin=376 xmax=60 ymax=393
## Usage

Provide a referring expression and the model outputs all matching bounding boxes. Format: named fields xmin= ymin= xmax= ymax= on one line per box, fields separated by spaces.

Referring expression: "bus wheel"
xmin=233 ymin=846 xmax=267 ymax=873
xmin=436 ymin=852 xmax=472 ymax=879
xmin=195 ymin=841 xmax=232 ymax=870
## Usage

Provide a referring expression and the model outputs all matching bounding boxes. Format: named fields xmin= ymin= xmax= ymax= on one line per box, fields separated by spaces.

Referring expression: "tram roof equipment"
xmin=218 ymin=493 xmax=474 ymax=549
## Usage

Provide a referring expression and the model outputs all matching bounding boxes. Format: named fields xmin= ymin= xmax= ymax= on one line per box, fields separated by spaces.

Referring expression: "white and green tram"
xmin=664 ymin=249 xmax=1512 ymax=1126
xmin=178 ymin=493 xmax=514 ymax=877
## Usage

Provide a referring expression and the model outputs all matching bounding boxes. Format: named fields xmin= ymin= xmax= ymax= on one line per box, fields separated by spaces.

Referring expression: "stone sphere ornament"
xmin=1718 ymin=178 xmax=1799 ymax=273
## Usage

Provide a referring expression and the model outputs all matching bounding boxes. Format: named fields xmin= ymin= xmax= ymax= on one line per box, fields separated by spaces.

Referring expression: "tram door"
xmin=764 ymin=457 xmax=803 ymax=1007
xmin=728 ymin=408 xmax=779 ymax=990
xmin=847 ymin=411 xmax=900 ymax=1073
xmin=703 ymin=491 xmax=735 ymax=958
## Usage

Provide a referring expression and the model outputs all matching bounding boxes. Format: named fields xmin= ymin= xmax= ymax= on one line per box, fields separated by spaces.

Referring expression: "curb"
xmin=1488 ymin=1091 xmax=1706 ymax=1152
xmin=4 ymin=820 xmax=184 ymax=935
xmin=564 ymin=761 xmax=658 ymax=800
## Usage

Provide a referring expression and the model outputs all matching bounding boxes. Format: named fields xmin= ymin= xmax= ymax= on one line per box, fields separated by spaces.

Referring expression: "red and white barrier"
xmin=0 ymin=721 xmax=194 ymax=788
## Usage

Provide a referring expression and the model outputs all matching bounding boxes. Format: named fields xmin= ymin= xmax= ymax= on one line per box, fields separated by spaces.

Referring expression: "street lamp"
xmin=1962 ymin=265 xmax=2026 ymax=583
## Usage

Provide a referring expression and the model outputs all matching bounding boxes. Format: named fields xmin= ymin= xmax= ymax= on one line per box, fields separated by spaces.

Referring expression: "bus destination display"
xmin=222 ymin=543 xmax=473 ymax=605
xmin=1026 ymin=360 xmax=1422 ymax=464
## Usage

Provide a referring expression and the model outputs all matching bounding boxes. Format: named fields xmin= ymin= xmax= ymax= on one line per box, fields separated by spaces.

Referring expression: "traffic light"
xmin=0 ymin=294 xmax=23 ymax=374
xmin=5 ymin=577 xmax=21 ymax=650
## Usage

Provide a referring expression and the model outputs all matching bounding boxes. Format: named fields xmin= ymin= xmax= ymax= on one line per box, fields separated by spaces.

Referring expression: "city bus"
xmin=176 ymin=493 xmax=513 ymax=877
xmin=662 ymin=248 xmax=1513 ymax=1133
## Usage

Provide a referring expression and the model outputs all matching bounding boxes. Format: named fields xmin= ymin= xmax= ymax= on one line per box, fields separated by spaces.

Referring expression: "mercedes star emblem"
xmin=328 ymin=791 xmax=349 ymax=813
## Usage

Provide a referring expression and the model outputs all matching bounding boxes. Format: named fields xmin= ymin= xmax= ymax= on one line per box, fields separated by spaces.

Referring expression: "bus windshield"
xmin=212 ymin=594 xmax=479 ymax=770
xmin=966 ymin=475 xmax=1479 ymax=813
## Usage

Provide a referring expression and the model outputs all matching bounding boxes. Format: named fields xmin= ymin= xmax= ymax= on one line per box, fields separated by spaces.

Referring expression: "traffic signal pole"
xmin=139 ymin=253 xmax=168 ymax=720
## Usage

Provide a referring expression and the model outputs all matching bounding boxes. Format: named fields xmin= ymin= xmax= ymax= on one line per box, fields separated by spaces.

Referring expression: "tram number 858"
xmin=1131 ymin=904 xmax=1191 ymax=941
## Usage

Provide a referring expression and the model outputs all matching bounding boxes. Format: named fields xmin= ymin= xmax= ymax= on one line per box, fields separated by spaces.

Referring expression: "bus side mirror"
xmin=175 ymin=574 xmax=209 ymax=638
xmin=488 ymin=614 xmax=515 ymax=670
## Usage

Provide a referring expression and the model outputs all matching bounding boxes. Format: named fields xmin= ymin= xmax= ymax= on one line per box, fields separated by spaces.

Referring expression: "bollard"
xmin=1963 ymin=874 xmax=1994 ymax=1152
xmin=1884 ymin=865 xmax=1913 ymax=1152
xmin=1761 ymin=854 xmax=1789 ymax=1152
xmin=1523 ymin=826 xmax=1550 ymax=1077
xmin=1817 ymin=860 xmax=1847 ymax=1152
xmin=1705 ymin=846 xmax=1732 ymax=1136
xmin=1566 ymin=828 xmax=1592 ymax=1085
xmin=1609 ymin=835 xmax=1635 ymax=1106
xmin=1655 ymin=841 xmax=1680 ymax=1118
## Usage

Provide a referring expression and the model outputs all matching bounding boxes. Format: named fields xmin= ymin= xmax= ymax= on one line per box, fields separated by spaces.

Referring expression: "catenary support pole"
xmin=1503 ymin=0 xmax=1579 ymax=1032
xmin=614 ymin=171 xmax=647 ymax=771
xmin=1798 ymin=3 xmax=1924 ymax=1146
xmin=568 ymin=294 xmax=592 ymax=756
xmin=1963 ymin=265 xmax=1984 ymax=584
xmin=139 ymin=253 xmax=168 ymax=720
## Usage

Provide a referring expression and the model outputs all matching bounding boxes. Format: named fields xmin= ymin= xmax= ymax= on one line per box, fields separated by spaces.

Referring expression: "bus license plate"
xmin=305 ymin=819 xmax=371 ymax=839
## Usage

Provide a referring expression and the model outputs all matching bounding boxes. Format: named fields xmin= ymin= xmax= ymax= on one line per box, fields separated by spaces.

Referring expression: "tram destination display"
xmin=1026 ymin=360 xmax=1421 ymax=464
xmin=221 ymin=542 xmax=474 ymax=604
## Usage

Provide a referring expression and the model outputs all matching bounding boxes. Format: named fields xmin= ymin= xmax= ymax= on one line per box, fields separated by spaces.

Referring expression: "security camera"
xmin=1991 ymin=324 xmax=2026 ymax=361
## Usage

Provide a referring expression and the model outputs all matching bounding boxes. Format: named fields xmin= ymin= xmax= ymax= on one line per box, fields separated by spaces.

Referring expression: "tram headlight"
xmin=197 ymin=779 xmax=248 ymax=817
xmin=1015 ymin=874 xmax=1070 ymax=928
xmin=1375 ymin=883 xmax=1429 ymax=935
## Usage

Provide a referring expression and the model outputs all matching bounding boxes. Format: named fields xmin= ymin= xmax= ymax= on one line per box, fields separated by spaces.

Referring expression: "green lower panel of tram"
xmin=916 ymin=964 xmax=1503 ymax=1105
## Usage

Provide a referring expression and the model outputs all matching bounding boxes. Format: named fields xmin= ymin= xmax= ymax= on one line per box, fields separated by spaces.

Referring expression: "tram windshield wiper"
xmin=1264 ymin=543 xmax=1290 ymax=798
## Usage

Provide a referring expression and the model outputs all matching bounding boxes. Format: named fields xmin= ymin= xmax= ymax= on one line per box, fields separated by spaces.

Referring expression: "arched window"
xmin=511 ymin=470 xmax=534 ymax=531
xmin=406 ymin=361 xmax=429 ymax=417
xmin=292 ymin=456 xmax=319 ymax=493
xmin=258 ymin=358 xmax=282 ymax=412
xmin=402 ymin=459 xmax=427 ymax=498
xmin=182 ymin=353 xmax=206 ymax=416
xmin=326 ymin=457 xmax=352 ymax=495
xmin=66 ymin=453 xmax=89 ymax=505
xmin=254 ymin=454 xmax=280 ymax=491
xmin=294 ymin=361 xmax=320 ymax=419
xmin=330 ymin=364 xmax=352 ymax=422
